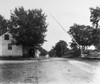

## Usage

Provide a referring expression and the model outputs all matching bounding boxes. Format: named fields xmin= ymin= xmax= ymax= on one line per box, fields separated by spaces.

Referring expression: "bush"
xmin=71 ymin=49 xmax=81 ymax=57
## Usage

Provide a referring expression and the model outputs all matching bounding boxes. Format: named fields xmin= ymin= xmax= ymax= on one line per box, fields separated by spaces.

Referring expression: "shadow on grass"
xmin=0 ymin=56 xmax=35 ymax=60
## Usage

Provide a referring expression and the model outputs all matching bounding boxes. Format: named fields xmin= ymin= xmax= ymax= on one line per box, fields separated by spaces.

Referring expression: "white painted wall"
xmin=0 ymin=32 xmax=23 ymax=56
xmin=35 ymin=49 xmax=40 ymax=58
xmin=0 ymin=35 xmax=2 ymax=56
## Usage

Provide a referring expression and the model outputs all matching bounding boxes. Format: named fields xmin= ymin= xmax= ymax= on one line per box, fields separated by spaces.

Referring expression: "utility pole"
xmin=49 ymin=13 xmax=83 ymax=57
xmin=36 ymin=59 xmax=39 ymax=84
xmin=35 ymin=52 xmax=39 ymax=84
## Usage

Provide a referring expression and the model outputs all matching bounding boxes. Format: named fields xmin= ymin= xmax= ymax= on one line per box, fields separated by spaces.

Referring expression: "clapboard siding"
xmin=0 ymin=35 xmax=3 ymax=56
xmin=0 ymin=32 xmax=23 ymax=56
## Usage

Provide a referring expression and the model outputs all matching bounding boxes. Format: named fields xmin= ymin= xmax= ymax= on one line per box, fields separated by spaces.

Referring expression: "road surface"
xmin=0 ymin=58 xmax=100 ymax=84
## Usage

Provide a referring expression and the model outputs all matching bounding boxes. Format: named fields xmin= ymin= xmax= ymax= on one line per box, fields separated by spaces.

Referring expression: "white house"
xmin=0 ymin=31 xmax=23 ymax=56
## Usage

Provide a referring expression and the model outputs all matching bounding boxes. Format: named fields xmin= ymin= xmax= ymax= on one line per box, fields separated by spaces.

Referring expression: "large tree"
xmin=68 ymin=24 xmax=94 ymax=49
xmin=9 ymin=7 xmax=48 ymax=48
xmin=68 ymin=24 xmax=95 ymax=57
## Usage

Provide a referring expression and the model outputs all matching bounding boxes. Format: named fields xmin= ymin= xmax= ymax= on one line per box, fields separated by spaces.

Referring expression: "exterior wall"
xmin=35 ymin=49 xmax=40 ymax=58
xmin=23 ymin=46 xmax=40 ymax=58
xmin=0 ymin=36 xmax=2 ymax=56
xmin=2 ymin=44 xmax=23 ymax=56
xmin=0 ymin=32 xmax=23 ymax=56
xmin=23 ymin=46 xmax=29 ymax=57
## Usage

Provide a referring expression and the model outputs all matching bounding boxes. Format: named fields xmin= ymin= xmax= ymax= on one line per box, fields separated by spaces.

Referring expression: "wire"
xmin=49 ymin=13 xmax=80 ymax=47
xmin=49 ymin=13 xmax=68 ymax=34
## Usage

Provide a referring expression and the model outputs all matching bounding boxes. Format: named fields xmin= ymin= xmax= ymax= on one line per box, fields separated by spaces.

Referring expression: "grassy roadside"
xmin=0 ymin=56 xmax=36 ymax=60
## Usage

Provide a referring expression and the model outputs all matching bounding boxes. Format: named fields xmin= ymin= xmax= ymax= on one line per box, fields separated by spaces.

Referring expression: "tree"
xmin=9 ymin=7 xmax=48 ymax=49
xmin=90 ymin=7 xmax=100 ymax=29
xmin=70 ymin=40 xmax=78 ymax=50
xmin=69 ymin=40 xmax=81 ymax=57
xmin=0 ymin=15 xmax=8 ymax=34
xmin=90 ymin=7 xmax=100 ymax=50
xmin=92 ymin=28 xmax=100 ymax=50
xmin=48 ymin=46 xmax=56 ymax=57
xmin=68 ymin=24 xmax=94 ymax=49
xmin=54 ymin=40 xmax=69 ymax=57
xmin=39 ymin=47 xmax=48 ymax=56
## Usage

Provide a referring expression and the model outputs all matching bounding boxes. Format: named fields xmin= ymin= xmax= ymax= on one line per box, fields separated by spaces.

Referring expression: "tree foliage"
xmin=90 ymin=7 xmax=100 ymax=50
xmin=0 ymin=15 xmax=8 ymax=34
xmin=49 ymin=46 xmax=56 ymax=57
xmin=70 ymin=40 xmax=78 ymax=50
xmin=54 ymin=40 xmax=69 ymax=57
xmin=9 ymin=7 xmax=48 ymax=48
xmin=92 ymin=28 xmax=100 ymax=50
xmin=69 ymin=40 xmax=81 ymax=57
xmin=39 ymin=47 xmax=48 ymax=56
xmin=68 ymin=24 xmax=94 ymax=47
xmin=90 ymin=7 xmax=100 ymax=28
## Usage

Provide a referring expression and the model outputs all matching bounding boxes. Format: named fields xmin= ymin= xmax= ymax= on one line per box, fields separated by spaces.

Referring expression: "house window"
xmin=8 ymin=44 xmax=12 ymax=50
xmin=4 ymin=34 xmax=9 ymax=40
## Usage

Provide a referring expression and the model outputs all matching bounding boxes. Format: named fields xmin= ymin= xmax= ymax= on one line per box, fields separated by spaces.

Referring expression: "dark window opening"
xmin=4 ymin=34 xmax=9 ymax=40
xmin=8 ymin=44 xmax=12 ymax=50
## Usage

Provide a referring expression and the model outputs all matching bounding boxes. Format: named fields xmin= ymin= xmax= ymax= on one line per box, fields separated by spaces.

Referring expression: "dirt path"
xmin=0 ymin=58 xmax=99 ymax=84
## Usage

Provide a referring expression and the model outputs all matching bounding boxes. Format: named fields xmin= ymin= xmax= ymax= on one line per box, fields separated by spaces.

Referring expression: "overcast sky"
xmin=0 ymin=0 xmax=100 ymax=51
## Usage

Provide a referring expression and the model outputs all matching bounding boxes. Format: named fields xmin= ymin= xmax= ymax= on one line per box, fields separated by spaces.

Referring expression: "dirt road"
xmin=0 ymin=58 xmax=99 ymax=84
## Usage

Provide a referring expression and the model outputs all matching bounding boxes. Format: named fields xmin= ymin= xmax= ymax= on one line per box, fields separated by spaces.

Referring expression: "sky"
xmin=0 ymin=0 xmax=100 ymax=51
